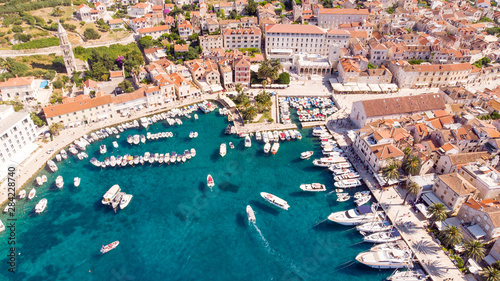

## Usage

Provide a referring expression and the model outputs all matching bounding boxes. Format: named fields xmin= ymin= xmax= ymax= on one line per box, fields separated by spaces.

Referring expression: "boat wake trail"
xmin=253 ymin=223 xmax=269 ymax=248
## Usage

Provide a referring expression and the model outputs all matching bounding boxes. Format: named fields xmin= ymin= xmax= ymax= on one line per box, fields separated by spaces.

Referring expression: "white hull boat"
xmin=247 ymin=205 xmax=256 ymax=223
xmin=35 ymin=198 xmax=47 ymax=214
xmin=264 ymin=143 xmax=271 ymax=154
xmin=356 ymin=249 xmax=412 ymax=269
xmin=300 ymin=183 xmax=326 ymax=192
xmin=261 ymin=192 xmax=289 ymax=210
xmin=220 ymin=143 xmax=227 ymax=157
xmin=363 ymin=229 xmax=401 ymax=243
xmin=328 ymin=205 xmax=382 ymax=226
xmin=55 ymin=176 xmax=64 ymax=189
xmin=28 ymin=188 xmax=36 ymax=200
xmin=120 ymin=194 xmax=133 ymax=209
xmin=74 ymin=177 xmax=81 ymax=187
xmin=300 ymin=151 xmax=314 ymax=159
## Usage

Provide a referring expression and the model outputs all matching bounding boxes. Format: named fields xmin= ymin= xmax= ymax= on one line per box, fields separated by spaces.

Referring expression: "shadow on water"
xmin=302 ymin=166 xmax=322 ymax=173
xmin=288 ymin=191 xmax=315 ymax=198
xmin=249 ymin=200 xmax=280 ymax=216
xmin=290 ymin=158 xmax=302 ymax=164
xmin=198 ymin=182 xmax=206 ymax=193
xmin=218 ymin=181 xmax=239 ymax=193
xmin=235 ymin=212 xmax=246 ymax=227
xmin=210 ymin=149 xmax=220 ymax=162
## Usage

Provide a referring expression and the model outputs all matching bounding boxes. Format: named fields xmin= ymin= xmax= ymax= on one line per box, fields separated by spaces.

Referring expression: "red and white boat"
xmin=100 ymin=241 xmax=119 ymax=254
xmin=207 ymin=175 xmax=214 ymax=188
xmin=271 ymin=143 xmax=280 ymax=155
xmin=260 ymin=192 xmax=289 ymax=210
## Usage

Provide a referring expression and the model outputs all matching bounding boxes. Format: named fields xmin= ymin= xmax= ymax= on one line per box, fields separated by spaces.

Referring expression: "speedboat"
xmin=189 ymin=131 xmax=194 ymax=138
xmin=220 ymin=143 xmax=227 ymax=157
xmin=110 ymin=156 xmax=116 ymax=167
xmin=328 ymin=205 xmax=382 ymax=226
xmin=100 ymin=145 xmax=107 ymax=154
xmin=271 ymin=143 xmax=280 ymax=154
xmin=102 ymin=185 xmax=121 ymax=205
xmin=300 ymin=183 xmax=326 ymax=192
xmin=331 ymin=162 xmax=352 ymax=169
xmin=190 ymin=148 xmax=196 ymax=157
xmin=60 ymin=149 xmax=67 ymax=159
xmin=56 ymin=154 xmax=62 ymax=162
xmin=100 ymin=241 xmax=119 ymax=254
xmin=74 ymin=177 xmax=81 ymax=187
xmin=55 ymin=176 xmax=64 ymax=189
xmin=28 ymin=188 xmax=36 ymax=200
xmin=264 ymin=143 xmax=271 ymax=154
xmin=47 ymin=160 xmax=58 ymax=172
xmin=164 ymin=153 xmax=170 ymax=163
xmin=35 ymin=198 xmax=47 ymax=214
xmin=260 ymin=192 xmax=289 ymax=210
xmin=193 ymin=132 xmax=198 ymax=138
xmin=244 ymin=135 xmax=251 ymax=148
xmin=229 ymin=142 xmax=234 ymax=149
xmin=335 ymin=189 xmax=344 ymax=193
xmin=207 ymin=175 xmax=215 ymax=189
xmin=36 ymin=176 xmax=43 ymax=186
xmin=18 ymin=190 xmax=26 ymax=200
xmin=141 ymin=134 xmax=146 ymax=144
xmin=334 ymin=179 xmax=362 ymax=188
xmin=355 ymin=195 xmax=372 ymax=206
xmin=184 ymin=150 xmax=191 ymax=160
xmin=334 ymin=172 xmax=361 ymax=181
xmin=355 ymin=249 xmax=412 ymax=269
xmin=120 ymin=194 xmax=133 ymax=209
xmin=363 ymin=229 xmax=401 ymax=243
xmin=170 ymin=152 xmax=176 ymax=163
xmin=247 ymin=205 xmax=256 ymax=223
xmin=42 ymin=175 xmax=47 ymax=183
xmin=357 ymin=220 xmax=392 ymax=233
xmin=194 ymin=114 xmax=198 ymax=120
xmin=300 ymin=151 xmax=314 ymax=159
xmin=112 ymin=141 xmax=119 ymax=148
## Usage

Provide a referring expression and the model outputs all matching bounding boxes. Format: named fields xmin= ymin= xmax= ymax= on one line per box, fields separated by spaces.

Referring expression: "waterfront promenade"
xmin=325 ymin=120 xmax=467 ymax=281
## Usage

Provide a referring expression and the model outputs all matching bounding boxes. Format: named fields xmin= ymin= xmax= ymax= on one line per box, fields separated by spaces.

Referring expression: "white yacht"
xmin=334 ymin=179 xmax=362 ymax=188
xmin=264 ymin=143 xmax=271 ymax=154
xmin=247 ymin=205 xmax=256 ymax=223
xmin=363 ymin=229 xmax=402 ymax=243
xmin=355 ymin=195 xmax=372 ymax=206
xmin=334 ymin=172 xmax=361 ymax=181
xmin=260 ymin=192 xmax=289 ymax=210
xmin=36 ymin=176 xmax=43 ymax=186
xmin=356 ymin=249 xmax=412 ymax=269
xmin=244 ymin=135 xmax=251 ymax=148
xmin=60 ymin=149 xmax=67 ymax=159
xmin=220 ymin=143 xmax=227 ymax=157
xmin=120 ymin=194 xmax=133 ymax=209
xmin=256 ymin=131 xmax=262 ymax=141
xmin=328 ymin=205 xmax=382 ymax=226
xmin=357 ymin=220 xmax=392 ymax=233
xmin=18 ymin=190 xmax=26 ymax=200
xmin=35 ymin=198 xmax=47 ymax=214
xmin=112 ymin=141 xmax=119 ymax=148
xmin=102 ymin=185 xmax=121 ymax=205
xmin=312 ymin=157 xmax=348 ymax=167
xmin=300 ymin=183 xmax=326 ymax=192
xmin=140 ymin=117 xmax=149 ymax=129
xmin=387 ymin=269 xmax=428 ymax=281
xmin=300 ymin=151 xmax=314 ymax=159
xmin=74 ymin=177 xmax=81 ymax=187
xmin=55 ymin=176 xmax=64 ymax=189
xmin=133 ymin=135 xmax=140 ymax=145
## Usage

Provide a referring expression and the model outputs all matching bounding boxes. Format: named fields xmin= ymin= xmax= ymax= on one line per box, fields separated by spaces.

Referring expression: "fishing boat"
xmin=355 ymin=195 xmax=372 ymax=206
xmin=244 ymin=135 xmax=251 ymax=148
xmin=355 ymin=249 xmax=412 ymax=269
xmin=18 ymin=190 xmax=26 ymax=199
xmin=247 ymin=205 xmax=256 ymax=223
xmin=60 ymin=149 xmax=67 ymax=159
xmin=207 ymin=175 xmax=214 ymax=188
xmin=354 ymin=191 xmax=371 ymax=199
xmin=141 ymin=134 xmax=146 ymax=144
xmin=55 ymin=176 xmax=64 ymax=189
xmin=387 ymin=269 xmax=428 ymax=281
xmin=120 ymin=194 xmax=133 ymax=209
xmin=271 ymin=142 xmax=280 ymax=155
xmin=261 ymin=192 xmax=290 ymax=210
xmin=300 ymin=151 xmax=314 ymax=159
xmin=27 ymin=188 xmax=36 ymax=200
xmin=300 ymin=183 xmax=326 ymax=192
xmin=190 ymin=148 xmax=196 ymax=157
xmin=35 ymin=198 xmax=47 ymax=214
xmin=357 ymin=220 xmax=392 ymax=233
xmin=47 ymin=160 xmax=58 ymax=172
xmin=229 ymin=142 xmax=235 ymax=149
xmin=113 ymin=141 xmax=119 ymax=148
xmin=264 ymin=143 xmax=271 ymax=154
xmin=328 ymin=205 xmax=382 ymax=226
xmin=363 ymin=229 xmax=401 ymax=243
xmin=102 ymin=185 xmax=121 ymax=205
xmin=36 ymin=176 xmax=43 ymax=186
xmin=100 ymin=241 xmax=119 ymax=254
xmin=220 ymin=143 xmax=227 ymax=157
xmin=334 ymin=179 xmax=362 ymax=188
xmin=74 ymin=177 xmax=81 ymax=187
xmin=334 ymin=172 xmax=361 ymax=181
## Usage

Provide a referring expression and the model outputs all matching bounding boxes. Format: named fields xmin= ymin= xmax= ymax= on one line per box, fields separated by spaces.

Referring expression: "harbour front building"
xmin=317 ymin=9 xmax=369 ymax=29
xmin=222 ymin=28 xmax=262 ymax=50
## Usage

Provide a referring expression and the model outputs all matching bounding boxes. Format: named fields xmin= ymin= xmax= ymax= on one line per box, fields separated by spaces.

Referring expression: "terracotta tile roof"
xmin=112 ymin=88 xmax=146 ymax=104
xmin=83 ymin=79 xmax=98 ymax=89
xmin=448 ymin=151 xmax=490 ymax=165
xmin=266 ymin=24 xmax=325 ymax=34
xmin=349 ymin=30 xmax=368 ymax=38
xmin=109 ymin=71 xmax=123 ymax=78
xmin=359 ymin=94 xmax=445 ymax=118
xmin=0 ymin=76 xmax=34 ymax=88
xmin=327 ymin=29 xmax=350 ymax=35
xmin=43 ymin=94 xmax=112 ymax=118
xmin=235 ymin=57 xmax=251 ymax=68
xmin=440 ymin=143 xmax=458 ymax=152
xmin=487 ymin=100 xmax=500 ymax=112
xmin=138 ymin=25 xmax=170 ymax=34
xmin=319 ymin=8 xmax=369 ymax=15
xmin=174 ymin=44 xmax=189 ymax=52
xmin=223 ymin=27 xmax=261 ymax=36
xmin=133 ymin=3 xmax=149 ymax=9
xmin=370 ymin=143 xmax=404 ymax=160
xmin=437 ymin=173 xmax=476 ymax=196
xmin=108 ymin=19 xmax=123 ymax=24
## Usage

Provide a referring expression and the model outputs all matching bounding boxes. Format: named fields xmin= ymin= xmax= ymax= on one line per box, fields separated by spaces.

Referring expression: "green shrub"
xmin=12 ymin=25 xmax=23 ymax=33
xmin=84 ymin=28 xmax=101 ymax=40
xmin=12 ymin=37 xmax=60 ymax=50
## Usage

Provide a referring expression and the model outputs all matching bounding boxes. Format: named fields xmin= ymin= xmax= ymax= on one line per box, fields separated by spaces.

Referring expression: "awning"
xmin=416 ymin=203 xmax=431 ymax=218
xmin=467 ymin=224 xmax=487 ymax=239
xmin=468 ymin=259 xmax=482 ymax=275
xmin=210 ymin=84 xmax=224 ymax=92
xmin=368 ymin=84 xmax=382 ymax=92
xmin=421 ymin=192 xmax=452 ymax=211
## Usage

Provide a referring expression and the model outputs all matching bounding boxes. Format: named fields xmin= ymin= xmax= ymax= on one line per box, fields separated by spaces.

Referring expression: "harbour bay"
xmin=0 ymin=109 xmax=390 ymax=281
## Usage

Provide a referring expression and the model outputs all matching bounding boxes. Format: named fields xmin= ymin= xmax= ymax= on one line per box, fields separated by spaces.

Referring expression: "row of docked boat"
xmin=101 ymin=184 xmax=133 ymax=212
xmin=140 ymin=105 xmax=200 ymax=129
xmin=126 ymin=134 xmax=146 ymax=145
xmin=198 ymin=100 xmax=217 ymax=113
xmin=148 ymin=131 xmax=174 ymax=140
xmin=255 ymin=130 xmax=303 ymax=143
xmin=90 ymin=149 xmax=196 ymax=168
xmin=278 ymin=96 xmax=338 ymax=124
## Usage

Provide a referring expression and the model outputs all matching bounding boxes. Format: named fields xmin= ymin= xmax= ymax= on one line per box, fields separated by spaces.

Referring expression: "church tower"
xmin=58 ymin=22 xmax=77 ymax=76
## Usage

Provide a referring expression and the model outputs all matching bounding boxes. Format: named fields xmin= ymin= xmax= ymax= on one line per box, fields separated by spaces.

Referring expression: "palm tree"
xmin=403 ymin=155 xmax=422 ymax=176
xmin=403 ymin=181 xmax=421 ymax=205
xmin=49 ymin=123 xmax=65 ymax=136
xmin=235 ymin=83 xmax=243 ymax=94
xmin=261 ymin=80 xmax=267 ymax=91
xmin=428 ymin=203 xmax=447 ymax=224
xmin=464 ymin=239 xmax=486 ymax=264
xmin=439 ymin=225 xmax=463 ymax=248
xmin=381 ymin=158 xmax=401 ymax=186
xmin=482 ymin=266 xmax=500 ymax=281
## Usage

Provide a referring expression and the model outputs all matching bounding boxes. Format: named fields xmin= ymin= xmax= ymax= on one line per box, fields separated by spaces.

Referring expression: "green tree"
xmin=235 ymin=83 xmax=243 ymax=94
xmin=257 ymin=59 xmax=282 ymax=84
xmin=403 ymin=181 xmax=421 ymax=205
xmin=367 ymin=63 xmax=376 ymax=69
xmin=245 ymin=0 xmax=258 ymax=15
xmin=49 ymin=123 xmax=64 ymax=136
xmin=403 ymin=155 xmax=421 ymax=176
xmin=381 ymin=158 xmax=401 ymax=185
xmin=428 ymin=203 xmax=447 ymax=223
xmin=277 ymin=72 xmax=290 ymax=84
xmin=464 ymin=239 xmax=486 ymax=264
xmin=138 ymin=36 xmax=154 ymax=49
xmin=84 ymin=28 xmax=101 ymax=40
xmin=482 ymin=266 xmax=500 ymax=281
xmin=30 ymin=112 xmax=46 ymax=126
xmin=439 ymin=225 xmax=463 ymax=248
xmin=52 ymin=80 xmax=64 ymax=89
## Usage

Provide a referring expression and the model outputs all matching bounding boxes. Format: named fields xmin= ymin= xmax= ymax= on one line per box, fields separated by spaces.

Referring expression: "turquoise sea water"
xmin=0 ymin=109 xmax=391 ymax=281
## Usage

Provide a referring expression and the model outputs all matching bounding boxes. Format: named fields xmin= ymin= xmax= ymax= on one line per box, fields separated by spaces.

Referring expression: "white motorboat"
xmin=184 ymin=150 xmax=191 ymax=160
xmin=263 ymin=132 xmax=269 ymax=143
xmin=229 ymin=142 xmax=234 ymax=149
xmin=334 ymin=179 xmax=362 ymax=188
xmin=207 ymin=175 xmax=214 ymax=188
xmin=181 ymin=156 xmax=186 ymax=162
xmin=271 ymin=143 xmax=280 ymax=155
xmin=28 ymin=188 xmax=36 ymax=200
xmin=300 ymin=151 xmax=314 ymax=159
xmin=113 ymin=141 xmax=119 ymax=148
xmin=127 ymin=135 xmax=133 ymax=144
xmin=140 ymin=117 xmax=149 ymax=129
xmin=334 ymin=172 xmax=361 ymax=181
xmin=337 ymin=195 xmax=351 ymax=202
xmin=102 ymin=185 xmax=121 ymax=205
xmin=356 ymin=249 xmax=412 ymax=269
xmin=328 ymin=205 xmax=382 ymax=226
xmin=264 ymin=143 xmax=271 ymax=154
xmin=55 ymin=176 xmax=64 ymax=189
xmin=47 ymin=160 xmax=58 ymax=172
xmin=354 ymin=191 xmax=371 ymax=199
xmin=141 ymin=134 xmax=146 ymax=144
xmin=0 ymin=219 xmax=4 ymax=232
xmin=387 ymin=269 xmax=428 ymax=281
xmin=335 ymin=189 xmax=344 ymax=193
xmin=300 ymin=183 xmax=326 ymax=192
xmin=133 ymin=135 xmax=140 ymax=145
xmin=74 ymin=177 xmax=81 ymax=187
xmin=35 ymin=198 xmax=47 ymax=214
xmin=193 ymin=132 xmax=198 ymax=138
xmin=18 ymin=190 xmax=26 ymax=199
xmin=355 ymin=195 xmax=372 ymax=206
xmin=60 ymin=149 xmax=67 ymax=159
xmin=55 ymin=154 xmax=62 ymax=162
xmin=90 ymin=157 xmax=101 ymax=167
xmin=120 ymin=194 xmax=133 ymax=209
xmin=118 ymin=125 xmax=124 ymax=132
xmin=220 ymin=143 xmax=227 ymax=157
xmin=144 ymin=152 xmax=150 ymax=162
xmin=189 ymin=131 xmax=194 ymax=138
xmin=363 ymin=229 xmax=401 ymax=243
xmin=164 ymin=154 xmax=170 ymax=163
xmin=110 ymin=156 xmax=116 ymax=167
xmin=371 ymin=241 xmax=409 ymax=252
xmin=36 ymin=176 xmax=43 ymax=186
xmin=260 ymin=192 xmax=289 ymax=210
xmin=247 ymin=205 xmax=256 ymax=223
xmin=42 ymin=175 xmax=47 ymax=183
xmin=256 ymin=131 xmax=262 ymax=141
xmin=190 ymin=148 xmax=196 ymax=157
xmin=194 ymin=114 xmax=198 ymax=120
xmin=244 ymin=135 xmax=251 ymax=148
xmin=331 ymin=162 xmax=352 ymax=169
xmin=357 ymin=220 xmax=392 ymax=233
xmin=312 ymin=157 xmax=348 ymax=167
xmin=100 ymin=145 xmax=107 ymax=154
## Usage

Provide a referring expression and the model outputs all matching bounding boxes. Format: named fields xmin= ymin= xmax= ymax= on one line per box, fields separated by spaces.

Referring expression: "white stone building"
xmin=317 ymin=8 xmax=369 ymax=29
xmin=0 ymin=76 xmax=38 ymax=101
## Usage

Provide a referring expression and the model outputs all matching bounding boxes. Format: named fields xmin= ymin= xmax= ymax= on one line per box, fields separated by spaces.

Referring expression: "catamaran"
xmin=260 ymin=192 xmax=289 ymax=210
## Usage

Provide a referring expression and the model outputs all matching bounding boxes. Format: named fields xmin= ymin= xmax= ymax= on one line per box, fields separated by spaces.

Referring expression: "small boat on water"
xmin=264 ymin=143 xmax=271 ymax=154
xmin=100 ymin=145 xmax=107 ymax=154
xmin=334 ymin=172 xmax=361 ymax=181
xmin=47 ymin=160 xmax=58 ymax=172
xmin=357 ymin=220 xmax=392 ymax=233
xmin=74 ymin=177 xmax=81 ymax=187
xmin=229 ymin=142 xmax=234 ymax=149
xmin=335 ymin=179 xmax=362 ymax=188
xmin=244 ymin=135 xmax=251 ymax=148
xmin=35 ymin=198 xmax=47 ymax=214
xmin=337 ymin=195 xmax=351 ymax=202
xmin=260 ymin=192 xmax=289 ymax=210
xmin=363 ymin=229 xmax=401 ymax=243
xmin=190 ymin=148 xmax=196 ymax=157
xmin=127 ymin=135 xmax=133 ymax=144
xmin=55 ymin=176 xmax=64 ymax=189
xmin=133 ymin=135 xmax=140 ymax=145
xmin=112 ymin=141 xmax=119 ymax=148
xmin=271 ymin=143 xmax=280 ymax=155
xmin=18 ymin=190 xmax=26 ymax=199
xmin=36 ymin=176 xmax=43 ymax=186
xmin=256 ymin=131 xmax=262 ymax=141
xmin=194 ymin=114 xmax=198 ymax=120
xmin=100 ymin=241 xmax=119 ymax=254
xmin=28 ymin=188 xmax=36 ymax=200
xmin=300 ymin=151 xmax=314 ymax=159
xmin=141 ymin=134 xmax=146 ymax=144
xmin=247 ymin=205 xmax=256 ymax=223
xmin=42 ymin=175 xmax=47 ymax=183
xmin=331 ymin=162 xmax=352 ymax=169
xmin=300 ymin=183 xmax=326 ymax=192
xmin=355 ymin=195 xmax=372 ymax=206
xmin=220 ymin=143 xmax=227 ymax=157
xmin=102 ymin=185 xmax=121 ymax=205
xmin=207 ymin=175 xmax=214 ymax=189
xmin=354 ymin=191 xmax=371 ymax=199
xmin=0 ymin=220 xmax=4 ymax=232
xmin=55 ymin=154 xmax=62 ymax=162
xmin=335 ymin=189 xmax=344 ymax=193
xmin=60 ymin=149 xmax=67 ymax=159
xmin=120 ymin=194 xmax=133 ymax=209
xmin=356 ymin=249 xmax=412 ymax=269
